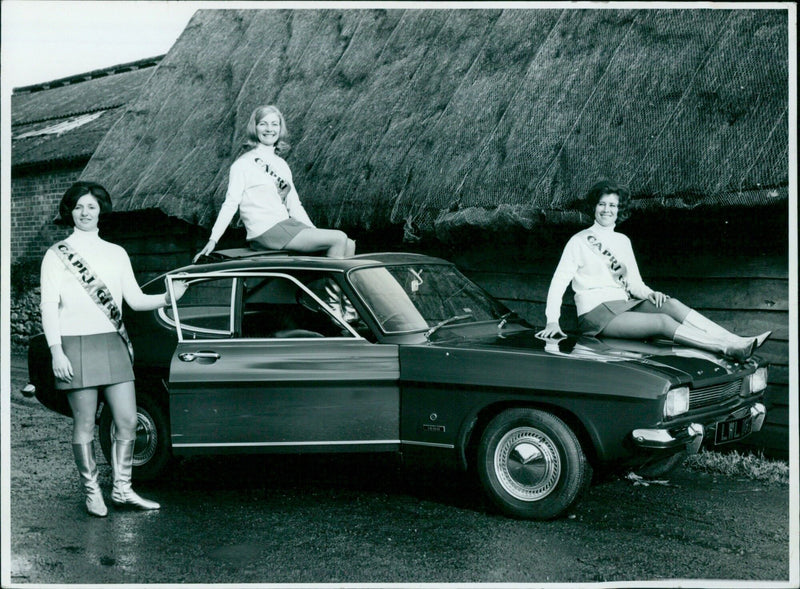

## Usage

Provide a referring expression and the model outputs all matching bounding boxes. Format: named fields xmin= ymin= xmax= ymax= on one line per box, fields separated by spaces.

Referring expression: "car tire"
xmin=477 ymin=408 xmax=591 ymax=520
xmin=633 ymin=452 xmax=686 ymax=478
xmin=98 ymin=383 xmax=171 ymax=481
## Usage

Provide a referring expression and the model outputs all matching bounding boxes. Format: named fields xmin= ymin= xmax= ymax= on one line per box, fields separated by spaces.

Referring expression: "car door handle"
xmin=179 ymin=352 xmax=221 ymax=362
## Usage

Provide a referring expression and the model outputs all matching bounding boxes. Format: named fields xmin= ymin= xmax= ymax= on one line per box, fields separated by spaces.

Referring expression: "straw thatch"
xmin=79 ymin=8 xmax=789 ymax=237
xmin=12 ymin=61 xmax=159 ymax=167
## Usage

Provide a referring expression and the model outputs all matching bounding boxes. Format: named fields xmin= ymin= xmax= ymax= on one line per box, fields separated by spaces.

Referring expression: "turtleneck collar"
xmin=254 ymin=143 xmax=277 ymax=156
xmin=591 ymin=221 xmax=616 ymax=234
xmin=69 ymin=228 xmax=101 ymax=242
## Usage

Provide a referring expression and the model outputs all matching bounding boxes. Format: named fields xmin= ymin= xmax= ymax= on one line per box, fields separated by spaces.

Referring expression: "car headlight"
xmin=747 ymin=367 xmax=769 ymax=394
xmin=664 ymin=386 xmax=690 ymax=418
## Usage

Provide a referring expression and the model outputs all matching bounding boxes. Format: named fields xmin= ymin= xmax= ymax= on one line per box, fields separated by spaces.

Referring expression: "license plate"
xmin=714 ymin=415 xmax=752 ymax=444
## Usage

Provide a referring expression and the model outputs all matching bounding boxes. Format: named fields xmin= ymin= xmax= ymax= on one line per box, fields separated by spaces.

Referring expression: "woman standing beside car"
xmin=536 ymin=180 xmax=769 ymax=362
xmin=194 ymin=105 xmax=356 ymax=262
xmin=40 ymin=181 xmax=186 ymax=517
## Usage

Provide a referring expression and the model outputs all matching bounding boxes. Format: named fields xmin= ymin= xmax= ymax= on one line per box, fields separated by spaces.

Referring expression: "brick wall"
xmin=10 ymin=165 xmax=84 ymax=265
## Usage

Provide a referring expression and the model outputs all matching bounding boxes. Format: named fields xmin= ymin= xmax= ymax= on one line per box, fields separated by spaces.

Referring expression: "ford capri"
xmin=27 ymin=249 xmax=768 ymax=519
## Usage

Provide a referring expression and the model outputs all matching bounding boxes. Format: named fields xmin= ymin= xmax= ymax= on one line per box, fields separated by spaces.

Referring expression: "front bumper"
xmin=631 ymin=403 xmax=766 ymax=455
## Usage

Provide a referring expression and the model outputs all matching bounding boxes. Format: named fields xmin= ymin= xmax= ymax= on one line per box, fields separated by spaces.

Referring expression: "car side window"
xmin=165 ymin=277 xmax=235 ymax=338
xmin=241 ymin=274 xmax=358 ymax=339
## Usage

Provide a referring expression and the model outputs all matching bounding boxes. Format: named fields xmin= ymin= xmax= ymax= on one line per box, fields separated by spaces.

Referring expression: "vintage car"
xmin=27 ymin=249 xmax=768 ymax=520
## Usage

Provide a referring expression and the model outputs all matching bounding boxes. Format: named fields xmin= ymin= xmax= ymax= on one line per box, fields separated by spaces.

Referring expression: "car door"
xmin=164 ymin=271 xmax=400 ymax=454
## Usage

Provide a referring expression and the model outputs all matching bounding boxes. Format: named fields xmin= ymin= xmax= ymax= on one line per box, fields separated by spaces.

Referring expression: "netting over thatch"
xmin=80 ymin=8 xmax=789 ymax=237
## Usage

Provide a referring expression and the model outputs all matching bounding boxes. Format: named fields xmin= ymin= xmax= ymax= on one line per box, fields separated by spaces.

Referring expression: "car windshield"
xmin=348 ymin=264 xmax=510 ymax=334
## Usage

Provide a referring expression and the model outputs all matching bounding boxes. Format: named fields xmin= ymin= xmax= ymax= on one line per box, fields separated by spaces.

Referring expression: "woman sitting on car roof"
xmin=536 ymin=180 xmax=770 ymax=363
xmin=193 ymin=105 xmax=356 ymax=263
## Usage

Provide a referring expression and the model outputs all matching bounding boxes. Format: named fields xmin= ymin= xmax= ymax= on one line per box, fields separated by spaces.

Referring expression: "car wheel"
xmin=98 ymin=384 xmax=171 ymax=481
xmin=477 ymin=408 xmax=591 ymax=520
xmin=633 ymin=452 xmax=686 ymax=478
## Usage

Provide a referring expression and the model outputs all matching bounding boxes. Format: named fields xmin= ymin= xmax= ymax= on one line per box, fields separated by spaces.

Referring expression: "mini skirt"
xmin=577 ymin=299 xmax=646 ymax=336
xmin=55 ymin=332 xmax=134 ymax=390
xmin=249 ymin=218 xmax=311 ymax=251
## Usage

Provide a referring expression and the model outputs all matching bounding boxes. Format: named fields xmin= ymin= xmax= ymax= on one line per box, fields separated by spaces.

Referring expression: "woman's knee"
xmin=663 ymin=297 xmax=690 ymax=320
xmin=109 ymin=401 xmax=138 ymax=435
xmin=71 ymin=412 xmax=96 ymax=437
xmin=657 ymin=314 xmax=680 ymax=337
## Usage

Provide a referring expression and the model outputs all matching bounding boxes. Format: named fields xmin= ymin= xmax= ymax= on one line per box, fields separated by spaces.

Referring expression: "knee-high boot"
xmin=110 ymin=437 xmax=160 ymax=510
xmin=683 ymin=310 xmax=771 ymax=349
xmin=673 ymin=324 xmax=754 ymax=363
xmin=72 ymin=442 xmax=108 ymax=517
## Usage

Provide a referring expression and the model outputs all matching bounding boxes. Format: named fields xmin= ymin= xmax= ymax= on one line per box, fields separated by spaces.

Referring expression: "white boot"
xmin=110 ymin=437 xmax=160 ymax=510
xmin=673 ymin=324 xmax=754 ymax=363
xmin=72 ymin=442 xmax=108 ymax=517
xmin=683 ymin=310 xmax=770 ymax=350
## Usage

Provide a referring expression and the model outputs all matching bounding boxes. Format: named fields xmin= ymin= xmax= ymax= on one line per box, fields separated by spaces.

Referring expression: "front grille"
xmin=689 ymin=380 xmax=743 ymax=409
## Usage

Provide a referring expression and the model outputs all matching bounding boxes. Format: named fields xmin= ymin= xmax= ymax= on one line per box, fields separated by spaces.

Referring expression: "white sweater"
xmin=210 ymin=144 xmax=315 ymax=243
xmin=40 ymin=229 xmax=167 ymax=347
xmin=544 ymin=222 xmax=654 ymax=324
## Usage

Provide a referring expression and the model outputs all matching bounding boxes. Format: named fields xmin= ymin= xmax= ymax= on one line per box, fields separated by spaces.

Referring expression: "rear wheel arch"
xmin=98 ymin=376 xmax=173 ymax=481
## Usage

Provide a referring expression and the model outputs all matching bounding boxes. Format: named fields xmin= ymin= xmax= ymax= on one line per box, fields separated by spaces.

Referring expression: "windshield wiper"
xmin=425 ymin=313 xmax=473 ymax=339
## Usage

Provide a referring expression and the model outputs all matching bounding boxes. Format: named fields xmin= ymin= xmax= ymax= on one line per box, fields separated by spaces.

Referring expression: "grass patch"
xmin=685 ymin=449 xmax=789 ymax=485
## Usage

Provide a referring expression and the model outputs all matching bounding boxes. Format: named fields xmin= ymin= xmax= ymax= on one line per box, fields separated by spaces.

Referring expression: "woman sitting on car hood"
xmin=536 ymin=180 xmax=770 ymax=363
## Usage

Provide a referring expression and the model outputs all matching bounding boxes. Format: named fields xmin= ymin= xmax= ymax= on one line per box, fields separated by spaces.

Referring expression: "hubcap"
xmin=110 ymin=408 xmax=158 ymax=466
xmin=494 ymin=427 xmax=560 ymax=501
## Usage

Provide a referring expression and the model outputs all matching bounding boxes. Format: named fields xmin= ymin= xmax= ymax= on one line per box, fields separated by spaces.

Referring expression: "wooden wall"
xmin=101 ymin=209 xmax=217 ymax=283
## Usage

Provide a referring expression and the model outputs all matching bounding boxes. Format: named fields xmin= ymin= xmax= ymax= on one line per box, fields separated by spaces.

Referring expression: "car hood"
xmin=431 ymin=327 xmax=754 ymax=383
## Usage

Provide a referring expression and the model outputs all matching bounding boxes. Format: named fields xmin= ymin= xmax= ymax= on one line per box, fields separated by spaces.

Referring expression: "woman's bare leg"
xmin=601 ymin=311 xmax=681 ymax=340
xmin=602 ymin=306 xmax=753 ymax=361
xmin=633 ymin=297 xmax=691 ymax=323
xmin=286 ymin=228 xmax=351 ymax=258
xmin=67 ymin=387 xmax=107 ymax=516
xmin=67 ymin=388 xmax=100 ymax=444
xmin=104 ymin=381 xmax=160 ymax=509
xmin=647 ymin=298 xmax=769 ymax=348
xmin=103 ymin=381 xmax=138 ymax=441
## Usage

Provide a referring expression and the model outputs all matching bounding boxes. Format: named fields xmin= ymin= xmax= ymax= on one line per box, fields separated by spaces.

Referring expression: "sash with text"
xmin=584 ymin=231 xmax=630 ymax=295
xmin=50 ymin=241 xmax=134 ymax=363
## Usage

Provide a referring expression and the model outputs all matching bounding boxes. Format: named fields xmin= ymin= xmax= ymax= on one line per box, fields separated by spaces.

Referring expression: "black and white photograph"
xmin=2 ymin=1 xmax=797 ymax=587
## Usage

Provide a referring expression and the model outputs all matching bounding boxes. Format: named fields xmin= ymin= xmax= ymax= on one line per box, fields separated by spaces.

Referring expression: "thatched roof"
xmin=12 ymin=58 xmax=161 ymax=168
xmin=79 ymin=9 xmax=789 ymax=237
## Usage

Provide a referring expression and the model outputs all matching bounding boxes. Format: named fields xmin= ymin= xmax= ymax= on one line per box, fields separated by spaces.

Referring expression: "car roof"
xmin=165 ymin=249 xmax=451 ymax=277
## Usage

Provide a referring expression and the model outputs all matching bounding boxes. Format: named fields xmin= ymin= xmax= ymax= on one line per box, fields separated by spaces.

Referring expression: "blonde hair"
xmin=242 ymin=105 xmax=290 ymax=156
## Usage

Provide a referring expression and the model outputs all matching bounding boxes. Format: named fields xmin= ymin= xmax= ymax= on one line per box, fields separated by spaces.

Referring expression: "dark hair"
xmin=56 ymin=181 xmax=113 ymax=226
xmin=581 ymin=180 xmax=632 ymax=222
xmin=241 ymin=105 xmax=290 ymax=156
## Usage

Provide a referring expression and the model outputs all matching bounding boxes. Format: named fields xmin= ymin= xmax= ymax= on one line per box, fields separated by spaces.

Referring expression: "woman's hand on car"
xmin=164 ymin=274 xmax=189 ymax=306
xmin=192 ymin=240 xmax=216 ymax=264
xmin=536 ymin=322 xmax=566 ymax=339
xmin=171 ymin=279 xmax=188 ymax=302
